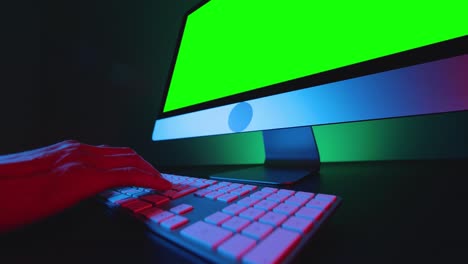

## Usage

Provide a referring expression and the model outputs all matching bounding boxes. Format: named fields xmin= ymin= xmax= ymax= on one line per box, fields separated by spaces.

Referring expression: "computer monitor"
xmin=152 ymin=0 xmax=468 ymax=184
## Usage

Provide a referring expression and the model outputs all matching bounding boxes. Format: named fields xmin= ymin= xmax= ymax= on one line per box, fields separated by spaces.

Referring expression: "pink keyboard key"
xmin=241 ymin=222 xmax=274 ymax=240
xmin=266 ymin=193 xmax=289 ymax=203
xmin=221 ymin=216 xmax=251 ymax=232
xmin=194 ymin=189 xmax=212 ymax=197
xmin=237 ymin=197 xmax=260 ymax=207
xmin=294 ymin=191 xmax=315 ymax=199
xmin=306 ymin=199 xmax=333 ymax=210
xmin=115 ymin=197 xmax=138 ymax=205
xmin=230 ymin=188 xmax=250 ymax=196
xmin=121 ymin=199 xmax=152 ymax=213
xmin=261 ymin=187 xmax=278 ymax=193
xmin=107 ymin=194 xmax=130 ymax=203
xmin=295 ymin=207 xmax=323 ymax=221
xmin=222 ymin=204 xmax=247 ymax=215
xmin=205 ymin=191 xmax=225 ymax=199
xmin=206 ymin=183 xmax=224 ymax=191
xmin=239 ymin=208 xmax=266 ymax=221
xmin=250 ymin=192 xmax=271 ymax=200
xmin=140 ymin=194 xmax=170 ymax=206
xmin=315 ymin=193 xmax=336 ymax=202
xmin=242 ymin=228 xmax=301 ymax=264
xmin=205 ymin=212 xmax=232 ymax=225
xmin=217 ymin=193 xmax=239 ymax=203
xmin=180 ymin=221 xmax=233 ymax=249
xmin=242 ymin=185 xmax=257 ymax=191
xmin=277 ymin=189 xmax=295 ymax=197
xmin=259 ymin=212 xmax=287 ymax=227
xmin=284 ymin=196 xmax=309 ymax=206
xmin=254 ymin=200 xmax=278 ymax=211
xmin=149 ymin=211 xmax=174 ymax=224
xmin=139 ymin=207 xmax=163 ymax=219
xmin=170 ymin=204 xmax=193 ymax=215
xmin=218 ymin=234 xmax=256 ymax=260
xmin=282 ymin=216 xmax=314 ymax=234
xmin=273 ymin=203 xmax=299 ymax=216
xmin=160 ymin=215 xmax=189 ymax=230
xmin=170 ymin=187 xmax=197 ymax=199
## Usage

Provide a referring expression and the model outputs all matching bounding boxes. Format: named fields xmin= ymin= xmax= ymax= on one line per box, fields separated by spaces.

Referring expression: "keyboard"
xmin=100 ymin=173 xmax=341 ymax=264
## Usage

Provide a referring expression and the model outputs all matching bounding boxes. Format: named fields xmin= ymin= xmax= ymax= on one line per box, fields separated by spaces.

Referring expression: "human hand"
xmin=0 ymin=140 xmax=171 ymax=232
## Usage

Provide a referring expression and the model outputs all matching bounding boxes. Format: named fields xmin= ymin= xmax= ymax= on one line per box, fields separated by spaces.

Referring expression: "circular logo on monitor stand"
xmin=228 ymin=102 xmax=253 ymax=132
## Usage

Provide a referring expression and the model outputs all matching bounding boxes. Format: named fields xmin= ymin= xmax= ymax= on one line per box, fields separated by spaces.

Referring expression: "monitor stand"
xmin=210 ymin=126 xmax=320 ymax=185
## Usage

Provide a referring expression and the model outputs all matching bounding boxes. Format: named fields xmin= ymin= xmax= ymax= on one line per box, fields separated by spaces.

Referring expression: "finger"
xmin=78 ymin=143 xmax=136 ymax=156
xmin=105 ymin=167 xmax=172 ymax=191
xmin=54 ymin=151 xmax=159 ymax=176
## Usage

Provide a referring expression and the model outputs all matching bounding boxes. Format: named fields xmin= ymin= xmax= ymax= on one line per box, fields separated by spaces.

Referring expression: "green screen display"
xmin=163 ymin=0 xmax=466 ymax=112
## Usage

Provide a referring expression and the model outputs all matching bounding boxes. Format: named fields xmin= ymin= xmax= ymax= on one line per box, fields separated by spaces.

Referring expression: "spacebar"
xmin=242 ymin=228 xmax=301 ymax=264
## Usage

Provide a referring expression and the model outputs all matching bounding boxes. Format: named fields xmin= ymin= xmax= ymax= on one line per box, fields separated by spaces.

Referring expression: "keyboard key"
xmin=242 ymin=228 xmax=301 ymax=264
xmin=205 ymin=191 xmax=225 ymax=200
xmin=273 ymin=203 xmax=299 ymax=216
xmin=170 ymin=187 xmax=197 ymax=199
xmin=241 ymin=222 xmax=274 ymax=240
xmin=295 ymin=207 xmax=323 ymax=221
xmin=206 ymin=183 xmax=224 ymax=191
xmin=149 ymin=211 xmax=175 ymax=224
xmin=266 ymin=193 xmax=289 ymax=203
xmin=218 ymin=182 xmax=231 ymax=186
xmin=161 ymin=215 xmax=189 ymax=230
xmin=261 ymin=187 xmax=278 ymax=193
xmin=222 ymin=216 xmax=251 ymax=232
xmin=139 ymin=207 xmax=164 ymax=219
xmin=205 ymin=212 xmax=232 ymax=225
xmin=315 ymin=194 xmax=337 ymax=202
xmin=239 ymin=208 xmax=266 ymax=221
xmin=250 ymin=191 xmax=271 ymax=200
xmin=295 ymin=191 xmax=315 ymax=199
xmin=254 ymin=200 xmax=278 ymax=211
xmin=242 ymin=185 xmax=257 ymax=191
xmin=237 ymin=197 xmax=260 ymax=207
xmin=194 ymin=189 xmax=212 ymax=197
xmin=277 ymin=189 xmax=295 ymax=197
xmin=259 ymin=212 xmax=287 ymax=227
xmin=107 ymin=194 xmax=130 ymax=203
xmin=230 ymin=188 xmax=250 ymax=196
xmin=282 ymin=216 xmax=314 ymax=234
xmin=115 ymin=197 xmax=138 ymax=205
xmin=121 ymin=199 xmax=153 ymax=213
xmin=140 ymin=194 xmax=170 ymax=206
xmin=204 ymin=179 xmax=217 ymax=185
xmin=217 ymin=193 xmax=239 ymax=203
xmin=284 ymin=196 xmax=309 ymax=206
xmin=222 ymin=204 xmax=247 ymax=215
xmin=306 ymin=199 xmax=333 ymax=210
xmin=170 ymin=204 xmax=193 ymax=215
xmin=190 ymin=182 xmax=210 ymax=189
xmin=121 ymin=188 xmax=142 ymax=195
xmin=218 ymin=234 xmax=256 ymax=260
xmin=180 ymin=221 xmax=233 ymax=249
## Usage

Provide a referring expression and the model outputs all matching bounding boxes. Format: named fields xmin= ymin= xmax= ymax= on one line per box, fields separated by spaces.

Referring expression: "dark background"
xmin=2 ymin=0 xmax=202 ymax=160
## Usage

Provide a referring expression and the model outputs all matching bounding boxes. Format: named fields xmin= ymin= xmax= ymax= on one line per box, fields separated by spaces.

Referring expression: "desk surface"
xmin=2 ymin=160 xmax=467 ymax=264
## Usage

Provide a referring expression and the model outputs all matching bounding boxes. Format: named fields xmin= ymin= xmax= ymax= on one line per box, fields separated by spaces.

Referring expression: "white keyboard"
xmin=100 ymin=173 xmax=341 ymax=264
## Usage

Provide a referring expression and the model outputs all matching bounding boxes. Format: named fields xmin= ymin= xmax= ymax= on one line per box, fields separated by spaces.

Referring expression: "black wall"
xmin=1 ymin=1 xmax=202 ymax=159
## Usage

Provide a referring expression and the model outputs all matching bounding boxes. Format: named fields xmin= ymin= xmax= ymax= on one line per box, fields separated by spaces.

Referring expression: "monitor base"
xmin=210 ymin=126 xmax=321 ymax=185
xmin=210 ymin=165 xmax=317 ymax=185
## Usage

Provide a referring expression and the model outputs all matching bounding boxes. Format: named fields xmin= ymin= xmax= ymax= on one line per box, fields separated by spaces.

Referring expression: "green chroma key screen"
xmin=163 ymin=0 xmax=467 ymax=113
